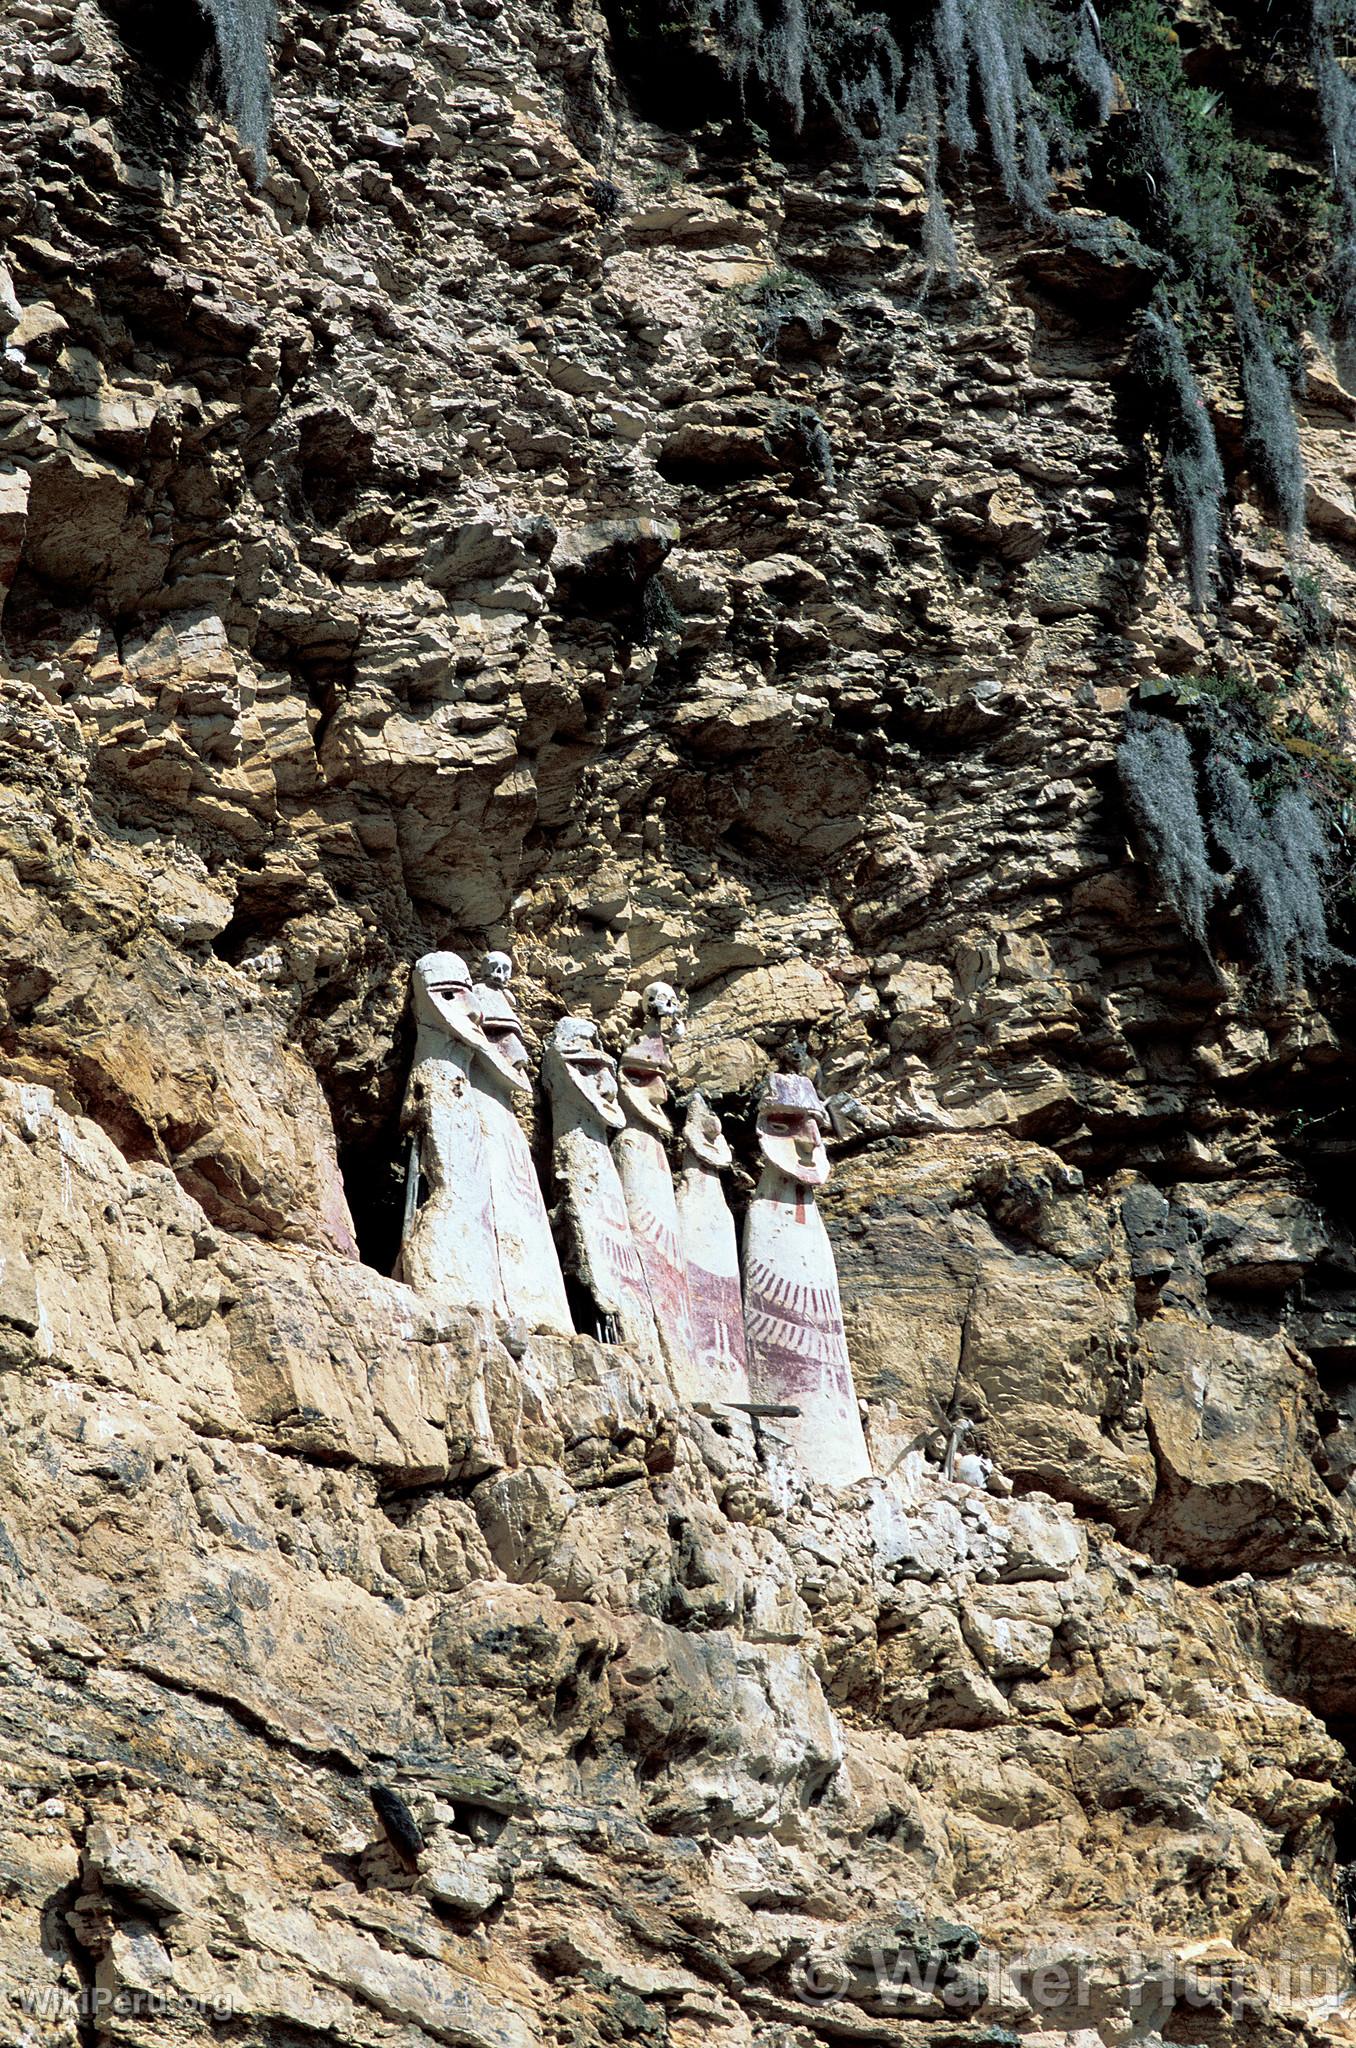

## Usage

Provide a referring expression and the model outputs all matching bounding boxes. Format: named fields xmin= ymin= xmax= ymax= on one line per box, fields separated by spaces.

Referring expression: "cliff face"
xmin=3 ymin=2 xmax=1356 ymax=2044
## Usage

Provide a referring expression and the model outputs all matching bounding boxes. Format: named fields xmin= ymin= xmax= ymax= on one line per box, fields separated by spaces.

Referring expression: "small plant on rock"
xmin=772 ymin=403 xmax=837 ymax=487
xmin=639 ymin=574 xmax=684 ymax=644
xmin=746 ymin=266 xmax=831 ymax=354
xmin=587 ymin=176 xmax=625 ymax=219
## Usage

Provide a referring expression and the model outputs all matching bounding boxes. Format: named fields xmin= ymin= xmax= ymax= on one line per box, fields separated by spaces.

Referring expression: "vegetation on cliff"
xmin=601 ymin=0 xmax=1356 ymax=989
xmin=1118 ymin=692 xmax=1343 ymax=993
xmin=603 ymin=0 xmax=1349 ymax=608
xmin=197 ymin=0 xmax=276 ymax=171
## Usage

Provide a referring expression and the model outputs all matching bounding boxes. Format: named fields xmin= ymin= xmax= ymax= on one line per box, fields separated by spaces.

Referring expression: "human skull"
xmin=482 ymin=950 xmax=513 ymax=989
xmin=643 ymin=979 xmax=685 ymax=1040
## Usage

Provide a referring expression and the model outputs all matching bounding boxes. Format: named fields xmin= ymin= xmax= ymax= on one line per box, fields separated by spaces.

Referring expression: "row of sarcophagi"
xmin=395 ymin=952 xmax=872 ymax=1488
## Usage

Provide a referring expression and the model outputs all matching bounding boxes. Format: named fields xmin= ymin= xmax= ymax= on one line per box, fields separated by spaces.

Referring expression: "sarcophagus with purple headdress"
xmin=742 ymin=1071 xmax=871 ymax=1487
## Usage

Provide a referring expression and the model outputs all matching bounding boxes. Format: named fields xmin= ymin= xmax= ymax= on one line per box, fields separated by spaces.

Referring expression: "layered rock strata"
xmin=1 ymin=2 xmax=1355 ymax=2045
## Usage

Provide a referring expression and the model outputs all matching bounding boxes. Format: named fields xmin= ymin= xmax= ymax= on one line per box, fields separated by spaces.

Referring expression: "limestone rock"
xmin=1136 ymin=1319 xmax=1335 ymax=1572
xmin=0 ymin=1 xmax=1354 ymax=2041
xmin=0 ymin=465 xmax=28 ymax=614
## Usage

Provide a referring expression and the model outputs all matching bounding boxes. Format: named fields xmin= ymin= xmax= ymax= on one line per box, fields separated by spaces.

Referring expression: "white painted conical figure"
xmin=675 ymin=1092 xmax=752 ymax=1411
xmin=396 ymin=952 xmax=505 ymax=1317
xmin=471 ymin=982 xmax=573 ymax=1336
xmin=543 ymin=1018 xmax=661 ymax=1369
xmin=742 ymin=1072 xmax=871 ymax=1487
xmin=613 ymin=1035 xmax=693 ymax=1396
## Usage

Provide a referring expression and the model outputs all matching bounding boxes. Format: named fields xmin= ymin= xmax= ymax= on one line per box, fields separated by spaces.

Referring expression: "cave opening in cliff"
xmin=321 ymin=1002 xmax=413 ymax=1280
xmin=1333 ymin=1800 xmax=1356 ymax=1950
xmin=339 ymin=1127 xmax=409 ymax=1280
xmin=97 ymin=0 xmax=216 ymax=185
xmin=100 ymin=0 xmax=214 ymax=88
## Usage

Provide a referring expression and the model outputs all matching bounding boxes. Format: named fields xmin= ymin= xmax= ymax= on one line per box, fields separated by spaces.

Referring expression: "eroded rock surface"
xmin=2 ymin=1 xmax=1356 ymax=2045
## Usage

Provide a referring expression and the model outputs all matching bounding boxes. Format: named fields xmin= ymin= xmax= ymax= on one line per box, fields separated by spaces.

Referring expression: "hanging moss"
xmin=607 ymin=0 xmax=915 ymax=163
xmin=601 ymin=0 xmax=1356 ymax=596
xmin=1232 ymin=285 xmax=1306 ymax=540
xmin=906 ymin=0 xmax=1312 ymax=576
xmin=1117 ymin=710 xmax=1218 ymax=948
xmin=1131 ymin=302 xmax=1226 ymax=611
xmin=1087 ymin=2 xmax=1313 ymax=542
xmin=1205 ymin=757 xmax=1339 ymax=991
xmin=904 ymin=55 xmax=959 ymax=279
xmin=198 ymin=0 xmax=276 ymax=174
xmin=726 ymin=0 xmax=908 ymax=163
xmin=1121 ymin=679 xmax=1351 ymax=993
xmin=1311 ymin=0 xmax=1356 ymax=332
xmin=930 ymin=0 xmax=1106 ymax=213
